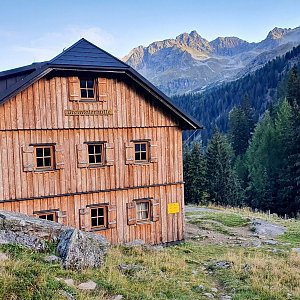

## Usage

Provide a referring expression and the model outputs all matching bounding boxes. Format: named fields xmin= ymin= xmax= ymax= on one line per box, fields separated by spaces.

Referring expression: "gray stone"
xmin=0 ymin=252 xmax=9 ymax=261
xmin=77 ymin=280 xmax=97 ymax=290
xmin=203 ymin=293 xmax=214 ymax=299
xmin=292 ymin=248 xmax=300 ymax=254
xmin=0 ymin=230 xmax=45 ymax=250
xmin=251 ymin=219 xmax=286 ymax=238
xmin=211 ymin=287 xmax=218 ymax=293
xmin=118 ymin=263 xmax=144 ymax=276
xmin=111 ymin=295 xmax=124 ymax=300
xmin=196 ymin=285 xmax=205 ymax=290
xmin=63 ymin=279 xmax=76 ymax=288
xmin=44 ymin=255 xmax=61 ymax=264
xmin=214 ymin=261 xmax=232 ymax=269
xmin=220 ymin=296 xmax=232 ymax=300
xmin=125 ymin=239 xmax=145 ymax=247
xmin=57 ymin=229 xmax=109 ymax=270
xmin=250 ymin=240 xmax=261 ymax=248
xmin=57 ymin=290 xmax=75 ymax=300
xmin=0 ymin=210 xmax=68 ymax=241
xmin=263 ymin=239 xmax=278 ymax=245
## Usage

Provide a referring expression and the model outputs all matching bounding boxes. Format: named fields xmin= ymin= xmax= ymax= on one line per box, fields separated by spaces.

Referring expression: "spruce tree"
xmin=206 ymin=130 xmax=241 ymax=206
xmin=183 ymin=142 xmax=207 ymax=205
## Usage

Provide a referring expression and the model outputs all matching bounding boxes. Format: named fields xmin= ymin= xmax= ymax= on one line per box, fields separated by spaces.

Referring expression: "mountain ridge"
xmin=123 ymin=26 xmax=300 ymax=95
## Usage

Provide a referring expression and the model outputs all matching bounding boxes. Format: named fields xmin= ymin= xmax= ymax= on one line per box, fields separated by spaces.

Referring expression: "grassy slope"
xmin=0 ymin=207 xmax=300 ymax=300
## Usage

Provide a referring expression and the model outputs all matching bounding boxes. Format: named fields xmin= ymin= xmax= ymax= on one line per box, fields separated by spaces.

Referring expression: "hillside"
xmin=123 ymin=26 xmax=300 ymax=95
xmin=172 ymin=44 xmax=300 ymax=143
xmin=0 ymin=206 xmax=299 ymax=300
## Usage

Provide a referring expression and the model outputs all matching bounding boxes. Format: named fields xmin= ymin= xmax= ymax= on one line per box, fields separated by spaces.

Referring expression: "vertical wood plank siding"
xmin=0 ymin=76 xmax=185 ymax=245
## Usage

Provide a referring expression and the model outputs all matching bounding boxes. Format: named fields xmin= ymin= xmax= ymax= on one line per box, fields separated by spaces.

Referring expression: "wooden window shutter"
xmin=107 ymin=205 xmax=117 ymax=228
xmin=127 ymin=202 xmax=137 ymax=225
xmin=105 ymin=143 xmax=114 ymax=166
xmin=77 ymin=144 xmax=88 ymax=168
xmin=56 ymin=210 xmax=67 ymax=225
xmin=55 ymin=144 xmax=65 ymax=169
xmin=22 ymin=146 xmax=35 ymax=172
xmin=98 ymin=78 xmax=108 ymax=101
xmin=151 ymin=199 xmax=160 ymax=222
xmin=149 ymin=141 xmax=158 ymax=163
xmin=125 ymin=142 xmax=134 ymax=165
xmin=79 ymin=207 xmax=91 ymax=231
xmin=68 ymin=77 xmax=80 ymax=101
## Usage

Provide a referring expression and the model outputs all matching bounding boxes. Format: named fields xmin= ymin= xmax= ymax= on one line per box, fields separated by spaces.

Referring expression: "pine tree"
xmin=246 ymin=113 xmax=276 ymax=210
xmin=229 ymin=95 xmax=255 ymax=157
xmin=183 ymin=142 xmax=207 ymax=205
xmin=206 ymin=130 xmax=241 ymax=206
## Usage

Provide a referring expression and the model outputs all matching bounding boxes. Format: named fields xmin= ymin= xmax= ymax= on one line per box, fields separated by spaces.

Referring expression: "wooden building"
xmin=0 ymin=39 xmax=200 ymax=245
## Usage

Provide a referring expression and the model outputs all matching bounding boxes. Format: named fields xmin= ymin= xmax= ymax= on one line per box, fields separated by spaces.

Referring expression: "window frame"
xmin=89 ymin=205 xmax=108 ymax=230
xmin=87 ymin=142 xmax=105 ymax=167
xmin=34 ymin=145 xmax=55 ymax=171
xmin=136 ymin=199 xmax=151 ymax=223
xmin=134 ymin=141 xmax=149 ymax=164
xmin=79 ymin=78 xmax=97 ymax=101
xmin=34 ymin=209 xmax=58 ymax=222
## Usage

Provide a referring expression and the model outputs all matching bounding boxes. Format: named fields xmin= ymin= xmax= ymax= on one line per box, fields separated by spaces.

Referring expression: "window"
xmin=136 ymin=200 xmax=151 ymax=221
xmin=35 ymin=146 xmax=54 ymax=170
xmin=88 ymin=143 xmax=104 ymax=165
xmin=80 ymin=79 xmax=95 ymax=100
xmin=134 ymin=142 xmax=148 ymax=162
xmin=90 ymin=206 xmax=107 ymax=229
xmin=37 ymin=212 xmax=56 ymax=222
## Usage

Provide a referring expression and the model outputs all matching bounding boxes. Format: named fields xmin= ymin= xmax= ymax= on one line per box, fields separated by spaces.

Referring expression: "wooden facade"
xmin=0 ymin=39 xmax=199 ymax=245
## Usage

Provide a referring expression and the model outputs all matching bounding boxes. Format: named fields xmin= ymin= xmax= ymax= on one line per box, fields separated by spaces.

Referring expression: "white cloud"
xmin=11 ymin=26 xmax=116 ymax=63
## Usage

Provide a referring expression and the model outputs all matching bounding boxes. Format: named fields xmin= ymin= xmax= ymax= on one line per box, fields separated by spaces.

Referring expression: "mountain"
xmin=172 ymin=44 xmax=300 ymax=144
xmin=123 ymin=26 xmax=300 ymax=95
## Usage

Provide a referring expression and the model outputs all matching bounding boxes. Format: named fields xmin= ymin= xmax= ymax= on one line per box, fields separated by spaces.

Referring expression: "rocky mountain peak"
xmin=266 ymin=27 xmax=290 ymax=40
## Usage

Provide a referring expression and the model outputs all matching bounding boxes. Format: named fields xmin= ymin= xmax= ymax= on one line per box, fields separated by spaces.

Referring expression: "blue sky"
xmin=0 ymin=0 xmax=300 ymax=70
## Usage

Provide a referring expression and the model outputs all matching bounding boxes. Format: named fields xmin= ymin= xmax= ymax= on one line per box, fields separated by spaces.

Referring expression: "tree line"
xmin=184 ymin=66 xmax=300 ymax=216
xmin=174 ymin=44 xmax=300 ymax=144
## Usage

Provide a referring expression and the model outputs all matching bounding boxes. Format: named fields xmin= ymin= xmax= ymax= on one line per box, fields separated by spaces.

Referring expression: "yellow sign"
xmin=168 ymin=203 xmax=180 ymax=214
xmin=64 ymin=109 xmax=113 ymax=116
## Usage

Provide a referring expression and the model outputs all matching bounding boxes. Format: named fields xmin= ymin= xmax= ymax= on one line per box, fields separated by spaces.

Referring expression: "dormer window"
xmin=80 ymin=79 xmax=95 ymax=100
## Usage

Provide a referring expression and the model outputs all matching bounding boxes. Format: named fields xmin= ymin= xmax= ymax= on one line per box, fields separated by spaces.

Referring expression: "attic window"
xmin=80 ymin=79 xmax=95 ymax=100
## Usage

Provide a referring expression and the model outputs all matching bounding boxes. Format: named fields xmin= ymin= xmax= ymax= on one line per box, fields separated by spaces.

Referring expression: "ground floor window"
xmin=90 ymin=206 xmax=107 ymax=228
xmin=136 ymin=200 xmax=151 ymax=221
xmin=36 ymin=211 xmax=57 ymax=222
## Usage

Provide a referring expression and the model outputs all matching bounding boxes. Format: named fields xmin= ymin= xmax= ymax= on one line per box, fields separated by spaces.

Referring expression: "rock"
xmin=111 ymin=295 xmax=124 ymax=300
xmin=250 ymin=240 xmax=261 ymax=248
xmin=57 ymin=290 xmax=75 ymax=300
xmin=44 ymin=255 xmax=61 ymax=264
xmin=214 ymin=261 xmax=232 ymax=269
xmin=251 ymin=219 xmax=286 ymax=238
xmin=118 ymin=263 xmax=144 ymax=276
xmin=0 ymin=230 xmax=45 ymax=250
xmin=292 ymin=248 xmax=300 ymax=254
xmin=77 ymin=280 xmax=97 ymax=290
xmin=203 ymin=292 xmax=214 ymax=298
xmin=196 ymin=284 xmax=205 ymax=291
xmin=220 ymin=296 xmax=232 ymax=300
xmin=211 ymin=287 xmax=218 ymax=293
xmin=57 ymin=229 xmax=109 ymax=270
xmin=263 ymin=240 xmax=278 ymax=245
xmin=125 ymin=239 xmax=145 ymax=247
xmin=0 ymin=210 xmax=68 ymax=241
xmin=192 ymin=269 xmax=198 ymax=275
xmin=143 ymin=244 xmax=164 ymax=252
xmin=0 ymin=252 xmax=9 ymax=261
xmin=63 ymin=279 xmax=76 ymax=288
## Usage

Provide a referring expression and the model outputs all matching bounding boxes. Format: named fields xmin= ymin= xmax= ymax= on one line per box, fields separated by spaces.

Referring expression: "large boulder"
xmin=57 ymin=229 xmax=109 ymax=270
xmin=0 ymin=210 xmax=109 ymax=269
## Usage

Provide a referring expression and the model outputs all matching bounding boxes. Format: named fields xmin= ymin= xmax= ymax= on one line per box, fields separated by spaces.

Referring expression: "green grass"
xmin=1 ymin=207 xmax=300 ymax=300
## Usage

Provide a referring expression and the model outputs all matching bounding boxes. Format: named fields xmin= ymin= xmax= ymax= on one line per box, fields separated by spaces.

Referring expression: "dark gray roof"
xmin=50 ymin=39 xmax=129 ymax=69
xmin=0 ymin=39 xmax=201 ymax=130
